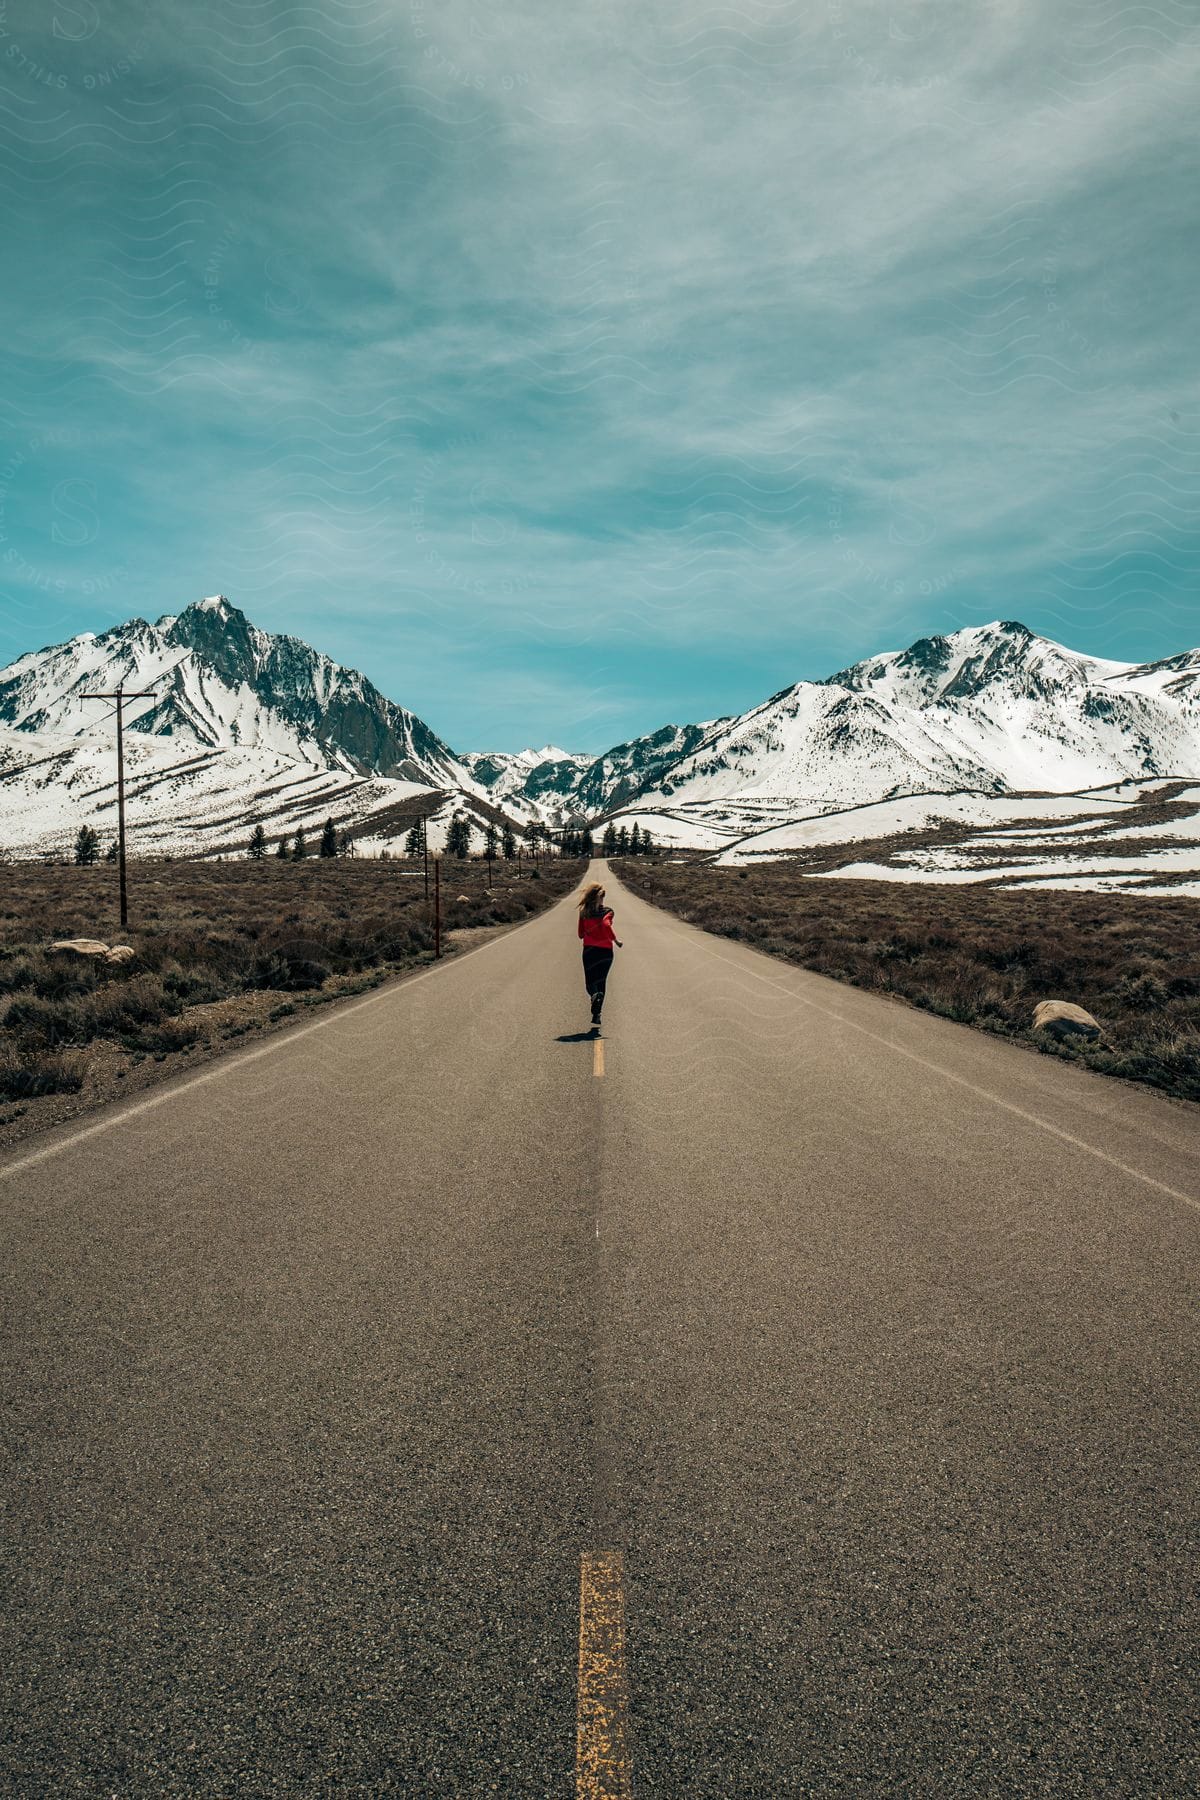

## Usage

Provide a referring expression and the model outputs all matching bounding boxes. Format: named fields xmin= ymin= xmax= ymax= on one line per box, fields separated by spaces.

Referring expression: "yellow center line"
xmin=593 ymin=1037 xmax=605 ymax=1078
xmin=576 ymin=1551 xmax=633 ymax=1799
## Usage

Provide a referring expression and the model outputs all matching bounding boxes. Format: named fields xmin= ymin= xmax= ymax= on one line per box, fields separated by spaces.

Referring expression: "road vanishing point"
xmin=2 ymin=862 xmax=1198 ymax=1796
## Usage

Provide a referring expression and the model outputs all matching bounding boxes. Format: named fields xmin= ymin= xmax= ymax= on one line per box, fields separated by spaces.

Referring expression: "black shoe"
xmin=590 ymin=995 xmax=602 ymax=1023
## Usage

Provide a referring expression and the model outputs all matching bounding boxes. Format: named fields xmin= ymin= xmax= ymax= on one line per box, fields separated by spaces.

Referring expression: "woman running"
xmin=577 ymin=881 xmax=623 ymax=1026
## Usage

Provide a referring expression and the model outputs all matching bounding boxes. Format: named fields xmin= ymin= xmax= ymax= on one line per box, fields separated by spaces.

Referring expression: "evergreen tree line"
xmin=71 ymin=807 xmax=655 ymax=868
xmin=250 ymin=817 xmax=350 ymax=859
xmin=601 ymin=821 xmax=655 ymax=856
xmin=72 ymin=826 xmax=137 ymax=865
xmin=557 ymin=828 xmax=595 ymax=859
xmin=428 ymin=814 xmax=591 ymax=862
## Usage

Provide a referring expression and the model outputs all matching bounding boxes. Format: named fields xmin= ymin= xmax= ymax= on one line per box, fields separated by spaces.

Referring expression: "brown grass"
xmin=0 ymin=854 xmax=580 ymax=1144
xmin=616 ymin=854 xmax=1200 ymax=1103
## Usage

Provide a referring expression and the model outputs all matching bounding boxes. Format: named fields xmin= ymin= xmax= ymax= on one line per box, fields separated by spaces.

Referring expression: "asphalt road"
xmin=2 ymin=862 xmax=1198 ymax=1796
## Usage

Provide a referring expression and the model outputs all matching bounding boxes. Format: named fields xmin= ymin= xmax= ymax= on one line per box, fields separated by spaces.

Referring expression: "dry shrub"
xmin=0 ymin=1039 xmax=85 ymax=1099
xmin=631 ymin=858 xmax=1200 ymax=1103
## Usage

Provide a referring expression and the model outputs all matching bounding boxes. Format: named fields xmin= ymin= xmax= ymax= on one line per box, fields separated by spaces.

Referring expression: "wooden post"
xmin=80 ymin=679 xmax=158 ymax=933
xmin=434 ymin=855 xmax=441 ymax=959
xmin=423 ymin=811 xmax=429 ymax=901
xmin=115 ymin=685 xmax=128 ymax=929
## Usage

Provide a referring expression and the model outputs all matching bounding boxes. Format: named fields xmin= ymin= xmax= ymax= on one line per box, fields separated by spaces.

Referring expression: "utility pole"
xmin=423 ymin=810 xmax=429 ymax=901
xmin=80 ymin=680 xmax=158 ymax=932
xmin=433 ymin=854 xmax=441 ymax=959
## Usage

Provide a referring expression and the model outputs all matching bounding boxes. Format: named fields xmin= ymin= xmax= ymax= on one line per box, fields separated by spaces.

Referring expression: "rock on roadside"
xmin=1033 ymin=1000 xmax=1102 ymax=1041
xmin=49 ymin=939 xmax=136 ymax=966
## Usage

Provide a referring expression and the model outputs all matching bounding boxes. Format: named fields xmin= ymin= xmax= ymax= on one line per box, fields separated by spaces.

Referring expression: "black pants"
xmin=582 ymin=947 xmax=613 ymax=1002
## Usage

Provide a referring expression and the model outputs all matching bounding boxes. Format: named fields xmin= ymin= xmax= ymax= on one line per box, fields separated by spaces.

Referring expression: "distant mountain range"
xmin=2 ymin=599 xmax=1199 ymax=859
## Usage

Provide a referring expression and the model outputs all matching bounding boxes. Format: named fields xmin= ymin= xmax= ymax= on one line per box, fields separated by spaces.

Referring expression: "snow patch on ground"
xmin=607 ymin=809 xmax=735 ymax=850
xmin=714 ymin=791 xmax=1131 ymax=865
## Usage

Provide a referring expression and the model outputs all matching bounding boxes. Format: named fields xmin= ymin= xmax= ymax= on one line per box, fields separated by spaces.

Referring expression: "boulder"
xmin=49 ymin=938 xmax=110 ymax=959
xmin=1033 ymin=1000 xmax=1102 ymax=1041
xmin=455 ymin=894 xmax=470 ymax=903
xmin=105 ymin=945 xmax=136 ymax=965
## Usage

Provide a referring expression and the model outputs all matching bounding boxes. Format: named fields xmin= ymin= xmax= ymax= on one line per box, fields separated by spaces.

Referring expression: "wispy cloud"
xmin=1 ymin=0 xmax=1197 ymax=750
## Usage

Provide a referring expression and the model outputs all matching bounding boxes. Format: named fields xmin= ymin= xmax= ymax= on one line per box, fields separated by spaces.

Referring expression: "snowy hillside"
xmin=0 ymin=596 xmax=504 ymax=858
xmin=628 ymin=622 xmax=1200 ymax=834
xmin=461 ymin=746 xmax=592 ymax=824
xmin=0 ymin=723 xmax=452 ymax=859
xmin=0 ymin=596 xmax=473 ymax=788
xmin=460 ymin=724 xmax=723 ymax=824
xmin=4 ymin=606 xmax=1200 ymax=871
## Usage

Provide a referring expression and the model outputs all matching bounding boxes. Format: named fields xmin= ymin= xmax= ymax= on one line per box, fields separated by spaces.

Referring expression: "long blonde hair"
xmin=578 ymin=881 xmax=607 ymax=918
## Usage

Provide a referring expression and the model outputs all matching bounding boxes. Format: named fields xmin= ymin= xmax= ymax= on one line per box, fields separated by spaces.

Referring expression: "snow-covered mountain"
xmin=573 ymin=722 xmax=720 ymax=815
xmin=0 ymin=595 xmax=470 ymax=787
xmin=461 ymin=746 xmax=593 ymax=822
xmin=463 ymin=723 xmax=722 ymax=823
xmin=4 ymin=606 xmax=1200 ymax=865
xmin=0 ymin=596 xmax=505 ymax=858
xmin=628 ymin=621 xmax=1200 ymax=832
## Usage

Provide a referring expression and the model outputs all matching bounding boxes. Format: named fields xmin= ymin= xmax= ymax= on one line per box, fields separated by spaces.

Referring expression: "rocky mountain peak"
xmin=162 ymin=595 xmax=263 ymax=692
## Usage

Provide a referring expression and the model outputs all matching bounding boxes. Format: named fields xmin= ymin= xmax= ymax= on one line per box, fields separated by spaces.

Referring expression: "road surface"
xmin=2 ymin=862 xmax=1198 ymax=1796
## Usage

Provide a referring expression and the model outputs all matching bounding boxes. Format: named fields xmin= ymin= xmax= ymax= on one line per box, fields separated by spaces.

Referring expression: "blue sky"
xmin=1 ymin=0 xmax=1198 ymax=753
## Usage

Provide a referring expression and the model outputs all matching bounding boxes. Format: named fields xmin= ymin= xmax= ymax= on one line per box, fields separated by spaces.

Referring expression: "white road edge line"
xmin=0 ymin=925 xmax=524 ymax=1184
xmin=683 ymin=931 xmax=1200 ymax=1217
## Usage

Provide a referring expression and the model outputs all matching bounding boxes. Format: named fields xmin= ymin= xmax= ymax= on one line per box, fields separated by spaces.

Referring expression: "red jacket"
xmin=578 ymin=908 xmax=617 ymax=950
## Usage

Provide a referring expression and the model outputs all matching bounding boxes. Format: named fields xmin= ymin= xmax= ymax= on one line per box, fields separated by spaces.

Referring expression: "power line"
xmin=79 ymin=681 xmax=159 ymax=931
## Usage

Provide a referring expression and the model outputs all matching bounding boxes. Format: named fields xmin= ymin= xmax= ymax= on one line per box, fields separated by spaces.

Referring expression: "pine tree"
xmin=629 ymin=822 xmax=642 ymax=854
xmin=275 ymin=836 xmax=289 ymax=859
xmin=249 ymin=822 xmax=268 ymax=859
xmin=405 ymin=820 xmax=422 ymax=856
xmin=446 ymin=814 xmax=471 ymax=858
xmin=293 ymin=827 xmax=308 ymax=860
xmin=105 ymin=838 xmax=119 ymax=863
xmin=641 ymin=828 xmax=654 ymax=855
xmin=320 ymin=817 xmax=338 ymax=858
xmin=602 ymin=823 xmax=617 ymax=856
xmin=484 ymin=822 xmax=498 ymax=877
xmin=583 ymin=829 xmax=595 ymax=856
xmin=502 ymin=824 xmax=516 ymax=860
xmin=525 ymin=821 xmax=541 ymax=862
xmin=337 ymin=831 xmax=352 ymax=857
xmin=74 ymin=823 xmax=99 ymax=866
xmin=617 ymin=824 xmax=630 ymax=855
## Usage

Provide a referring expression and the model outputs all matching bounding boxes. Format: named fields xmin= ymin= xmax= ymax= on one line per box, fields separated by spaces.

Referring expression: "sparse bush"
xmin=37 ymin=958 xmax=99 ymax=1001
xmin=122 ymin=1021 xmax=203 ymax=1055
xmin=246 ymin=951 xmax=329 ymax=991
xmin=0 ymin=955 xmax=38 ymax=995
xmin=1117 ymin=973 xmax=1169 ymax=1009
xmin=3 ymin=996 xmax=74 ymax=1048
xmin=88 ymin=975 xmax=180 ymax=1034
xmin=0 ymin=1041 xmax=85 ymax=1099
xmin=161 ymin=964 xmax=226 ymax=1004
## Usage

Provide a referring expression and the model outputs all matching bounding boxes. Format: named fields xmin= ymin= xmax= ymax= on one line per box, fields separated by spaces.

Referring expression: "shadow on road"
xmin=555 ymin=1030 xmax=599 ymax=1043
